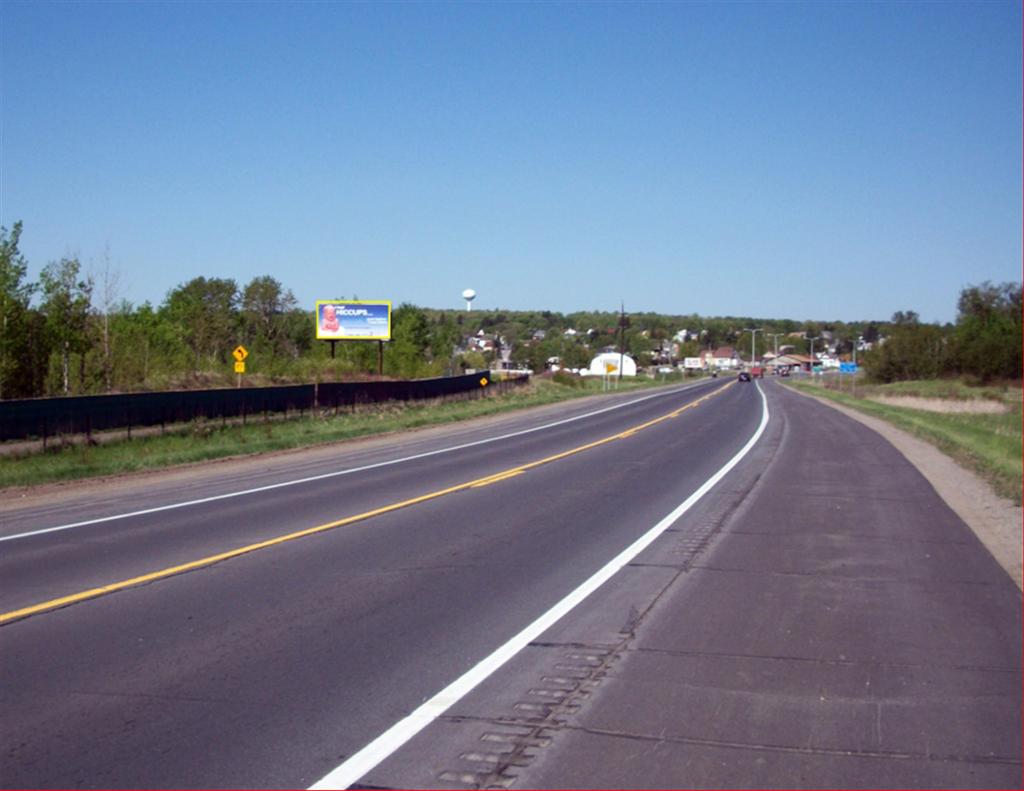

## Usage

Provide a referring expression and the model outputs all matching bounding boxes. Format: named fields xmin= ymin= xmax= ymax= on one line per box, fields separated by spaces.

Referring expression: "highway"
xmin=1 ymin=378 xmax=1019 ymax=789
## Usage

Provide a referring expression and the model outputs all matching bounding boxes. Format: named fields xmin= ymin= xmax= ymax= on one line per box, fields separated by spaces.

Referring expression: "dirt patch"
xmin=795 ymin=389 xmax=1022 ymax=589
xmin=868 ymin=395 xmax=1009 ymax=414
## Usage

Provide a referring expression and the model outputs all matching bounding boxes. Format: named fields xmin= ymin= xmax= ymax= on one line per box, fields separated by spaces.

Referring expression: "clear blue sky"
xmin=2 ymin=1 xmax=1020 ymax=324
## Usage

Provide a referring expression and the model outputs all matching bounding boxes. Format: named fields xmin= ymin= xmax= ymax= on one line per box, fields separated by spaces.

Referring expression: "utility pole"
xmin=618 ymin=301 xmax=628 ymax=384
xmin=768 ymin=333 xmax=784 ymax=358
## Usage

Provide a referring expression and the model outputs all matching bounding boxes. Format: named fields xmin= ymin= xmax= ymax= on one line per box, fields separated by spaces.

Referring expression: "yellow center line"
xmin=1 ymin=380 xmax=734 ymax=625
xmin=470 ymin=469 xmax=526 ymax=488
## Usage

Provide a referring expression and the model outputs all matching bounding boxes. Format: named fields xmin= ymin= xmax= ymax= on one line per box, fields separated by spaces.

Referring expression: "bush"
xmin=862 ymin=324 xmax=950 ymax=383
xmin=551 ymin=369 xmax=586 ymax=388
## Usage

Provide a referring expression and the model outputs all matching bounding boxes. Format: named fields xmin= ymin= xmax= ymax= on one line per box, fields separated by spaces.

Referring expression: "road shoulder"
xmin=786 ymin=383 xmax=1022 ymax=589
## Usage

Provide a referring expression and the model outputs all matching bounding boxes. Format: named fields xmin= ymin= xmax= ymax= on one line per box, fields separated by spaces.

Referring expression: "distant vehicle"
xmin=751 ymin=365 xmax=764 ymax=378
xmin=779 ymin=367 xmax=791 ymax=377
xmin=738 ymin=371 xmax=752 ymax=382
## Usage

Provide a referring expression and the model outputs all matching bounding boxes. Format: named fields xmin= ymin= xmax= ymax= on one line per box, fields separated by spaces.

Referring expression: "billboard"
xmin=315 ymin=300 xmax=392 ymax=341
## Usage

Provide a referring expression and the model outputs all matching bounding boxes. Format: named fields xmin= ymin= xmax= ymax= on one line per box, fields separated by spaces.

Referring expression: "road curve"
xmin=2 ymin=377 xmax=1018 ymax=789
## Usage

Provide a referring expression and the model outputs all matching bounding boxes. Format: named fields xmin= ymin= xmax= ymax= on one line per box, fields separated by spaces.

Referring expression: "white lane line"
xmin=1 ymin=380 xmax=720 ymax=543
xmin=308 ymin=381 xmax=770 ymax=790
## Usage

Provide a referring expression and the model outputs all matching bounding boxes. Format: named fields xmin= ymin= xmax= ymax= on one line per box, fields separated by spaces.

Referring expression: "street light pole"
xmin=807 ymin=335 xmax=821 ymax=374
xmin=742 ymin=328 xmax=763 ymax=366
xmin=768 ymin=333 xmax=784 ymax=358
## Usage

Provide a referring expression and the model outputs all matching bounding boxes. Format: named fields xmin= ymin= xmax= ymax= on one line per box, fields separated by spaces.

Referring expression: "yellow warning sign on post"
xmin=479 ymin=377 xmax=489 ymax=387
xmin=605 ymin=362 xmax=617 ymax=374
xmin=234 ymin=361 xmax=245 ymax=374
xmin=232 ymin=345 xmax=248 ymax=362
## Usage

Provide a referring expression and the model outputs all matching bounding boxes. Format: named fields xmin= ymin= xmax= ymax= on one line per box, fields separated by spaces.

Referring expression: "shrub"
xmin=551 ymin=369 xmax=585 ymax=388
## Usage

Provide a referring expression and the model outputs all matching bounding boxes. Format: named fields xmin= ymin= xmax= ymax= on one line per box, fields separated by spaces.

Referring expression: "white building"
xmin=587 ymin=352 xmax=637 ymax=377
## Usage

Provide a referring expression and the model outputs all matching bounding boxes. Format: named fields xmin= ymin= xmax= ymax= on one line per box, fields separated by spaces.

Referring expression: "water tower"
xmin=462 ymin=288 xmax=476 ymax=312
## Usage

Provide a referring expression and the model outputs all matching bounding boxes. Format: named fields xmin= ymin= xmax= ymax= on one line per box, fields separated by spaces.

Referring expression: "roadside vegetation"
xmin=0 ymin=373 xmax=692 ymax=489
xmin=6 ymin=219 xmax=1016 ymax=401
xmin=788 ymin=376 xmax=1022 ymax=505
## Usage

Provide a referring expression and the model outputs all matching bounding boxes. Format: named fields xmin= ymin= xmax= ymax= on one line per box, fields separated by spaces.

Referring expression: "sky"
xmin=1 ymin=1 xmax=1020 ymax=325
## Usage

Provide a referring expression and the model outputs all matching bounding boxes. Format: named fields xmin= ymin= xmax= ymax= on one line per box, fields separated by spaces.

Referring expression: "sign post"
xmin=839 ymin=361 xmax=858 ymax=394
xmin=232 ymin=345 xmax=248 ymax=387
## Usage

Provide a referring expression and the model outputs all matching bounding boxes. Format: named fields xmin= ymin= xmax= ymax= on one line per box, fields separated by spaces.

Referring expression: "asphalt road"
xmin=1 ymin=377 xmax=1019 ymax=789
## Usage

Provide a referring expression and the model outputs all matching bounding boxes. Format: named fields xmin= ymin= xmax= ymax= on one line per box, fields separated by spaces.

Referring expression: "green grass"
xmin=0 ymin=374 xmax=696 ymax=489
xmin=847 ymin=377 xmax=1016 ymax=402
xmin=788 ymin=377 xmax=1022 ymax=504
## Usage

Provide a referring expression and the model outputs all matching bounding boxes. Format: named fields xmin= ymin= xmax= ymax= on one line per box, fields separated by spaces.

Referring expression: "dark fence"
xmin=0 ymin=372 xmax=528 ymax=443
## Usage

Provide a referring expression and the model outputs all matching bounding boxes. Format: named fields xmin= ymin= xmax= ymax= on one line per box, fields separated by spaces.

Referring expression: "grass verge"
xmin=788 ymin=377 xmax=1021 ymax=505
xmin=0 ymin=375 xmax=696 ymax=490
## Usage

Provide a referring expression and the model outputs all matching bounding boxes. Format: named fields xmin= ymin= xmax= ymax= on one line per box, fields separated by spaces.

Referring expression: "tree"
xmin=952 ymin=282 xmax=1022 ymax=381
xmin=388 ymin=304 xmax=432 ymax=378
xmin=862 ymin=322 xmax=949 ymax=383
xmin=95 ymin=247 xmax=121 ymax=392
xmin=0 ymin=222 xmax=35 ymax=399
xmin=162 ymin=277 xmax=239 ymax=374
xmin=891 ymin=310 xmax=920 ymax=327
xmin=39 ymin=257 xmax=93 ymax=395
xmin=429 ymin=314 xmax=462 ymax=372
xmin=241 ymin=275 xmax=297 ymax=360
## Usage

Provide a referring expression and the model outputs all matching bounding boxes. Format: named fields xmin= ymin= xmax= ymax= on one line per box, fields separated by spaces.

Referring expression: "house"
xmin=700 ymin=346 xmax=739 ymax=370
xmin=651 ymin=340 xmax=674 ymax=364
xmin=466 ymin=333 xmax=507 ymax=355
xmin=773 ymin=353 xmax=815 ymax=372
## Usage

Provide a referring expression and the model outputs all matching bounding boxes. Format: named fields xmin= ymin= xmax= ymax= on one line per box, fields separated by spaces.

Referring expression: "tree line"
xmin=861 ymin=284 xmax=1022 ymax=384
xmin=1 ymin=221 xmax=1019 ymax=399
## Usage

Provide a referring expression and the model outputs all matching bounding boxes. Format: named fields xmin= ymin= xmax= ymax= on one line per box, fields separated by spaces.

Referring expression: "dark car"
xmin=738 ymin=371 xmax=751 ymax=382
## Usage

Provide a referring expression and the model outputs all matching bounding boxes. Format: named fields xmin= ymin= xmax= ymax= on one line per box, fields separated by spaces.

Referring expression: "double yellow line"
xmin=1 ymin=382 xmax=732 ymax=625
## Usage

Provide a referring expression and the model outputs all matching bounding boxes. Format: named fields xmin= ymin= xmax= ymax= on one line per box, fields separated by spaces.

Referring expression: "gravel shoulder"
xmin=790 ymin=386 xmax=1022 ymax=589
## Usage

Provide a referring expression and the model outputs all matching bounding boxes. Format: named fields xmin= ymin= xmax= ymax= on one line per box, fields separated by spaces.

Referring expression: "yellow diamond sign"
xmin=232 ymin=345 xmax=248 ymax=362
xmin=234 ymin=361 xmax=245 ymax=374
xmin=479 ymin=377 xmax=489 ymax=387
